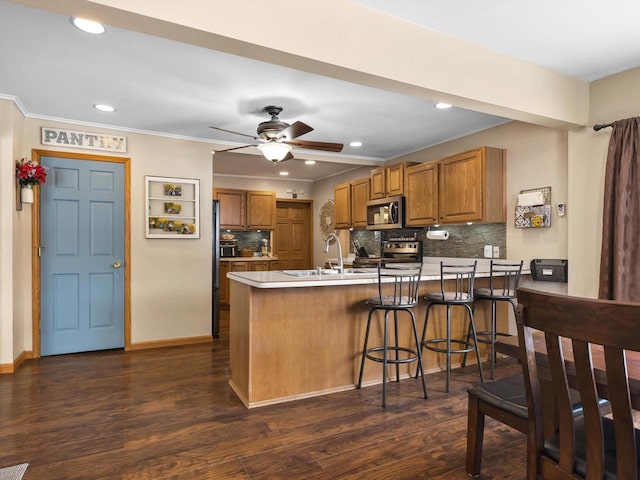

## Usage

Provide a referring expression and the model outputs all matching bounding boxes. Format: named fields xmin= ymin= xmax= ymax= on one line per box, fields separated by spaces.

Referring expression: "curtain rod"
xmin=593 ymin=123 xmax=613 ymax=131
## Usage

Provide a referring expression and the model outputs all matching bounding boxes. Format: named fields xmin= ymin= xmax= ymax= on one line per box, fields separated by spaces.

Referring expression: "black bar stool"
xmin=418 ymin=261 xmax=484 ymax=393
xmin=357 ymin=262 xmax=428 ymax=407
xmin=463 ymin=260 xmax=523 ymax=380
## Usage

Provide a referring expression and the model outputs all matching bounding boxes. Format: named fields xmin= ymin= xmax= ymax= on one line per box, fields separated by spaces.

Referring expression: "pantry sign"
xmin=41 ymin=127 xmax=127 ymax=153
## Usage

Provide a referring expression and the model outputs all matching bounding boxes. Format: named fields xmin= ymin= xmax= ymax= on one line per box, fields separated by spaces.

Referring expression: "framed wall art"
xmin=145 ymin=176 xmax=200 ymax=238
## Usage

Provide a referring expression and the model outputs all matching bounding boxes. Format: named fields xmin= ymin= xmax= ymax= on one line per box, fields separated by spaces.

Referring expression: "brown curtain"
xmin=598 ymin=117 xmax=640 ymax=301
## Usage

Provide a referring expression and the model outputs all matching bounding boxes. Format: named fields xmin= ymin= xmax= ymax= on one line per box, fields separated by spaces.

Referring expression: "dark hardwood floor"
xmin=0 ymin=309 xmax=526 ymax=479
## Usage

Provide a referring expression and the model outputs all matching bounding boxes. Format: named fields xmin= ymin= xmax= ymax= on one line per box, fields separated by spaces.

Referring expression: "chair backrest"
xmin=488 ymin=260 xmax=523 ymax=297
xmin=375 ymin=262 xmax=423 ymax=308
xmin=516 ymin=287 xmax=640 ymax=480
xmin=438 ymin=261 xmax=477 ymax=301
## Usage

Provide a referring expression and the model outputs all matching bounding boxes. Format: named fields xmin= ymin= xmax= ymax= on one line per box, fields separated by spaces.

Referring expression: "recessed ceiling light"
xmin=349 ymin=141 xmax=363 ymax=147
xmin=279 ymin=171 xmax=289 ymax=176
xmin=304 ymin=160 xmax=316 ymax=165
xmin=94 ymin=104 xmax=115 ymax=112
xmin=71 ymin=17 xmax=106 ymax=35
xmin=435 ymin=102 xmax=452 ymax=110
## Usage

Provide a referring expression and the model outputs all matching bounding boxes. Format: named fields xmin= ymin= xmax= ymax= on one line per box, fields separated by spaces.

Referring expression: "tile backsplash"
xmin=351 ymin=223 xmax=506 ymax=258
xmin=226 ymin=230 xmax=271 ymax=254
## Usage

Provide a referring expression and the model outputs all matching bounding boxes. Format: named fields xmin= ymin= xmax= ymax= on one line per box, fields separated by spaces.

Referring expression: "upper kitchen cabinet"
xmin=350 ymin=177 xmax=370 ymax=228
xmin=213 ymin=188 xmax=276 ymax=230
xmin=386 ymin=162 xmax=405 ymax=197
xmin=333 ymin=181 xmax=352 ymax=229
xmin=370 ymin=167 xmax=386 ymax=199
xmin=438 ymin=147 xmax=506 ymax=224
xmin=404 ymin=161 xmax=438 ymax=226
xmin=246 ymin=191 xmax=276 ymax=230
xmin=334 ymin=177 xmax=370 ymax=229
xmin=370 ymin=162 xmax=406 ymax=199
xmin=213 ymin=188 xmax=246 ymax=230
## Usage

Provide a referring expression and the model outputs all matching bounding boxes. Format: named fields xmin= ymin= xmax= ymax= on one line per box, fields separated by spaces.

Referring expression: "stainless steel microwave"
xmin=366 ymin=196 xmax=404 ymax=230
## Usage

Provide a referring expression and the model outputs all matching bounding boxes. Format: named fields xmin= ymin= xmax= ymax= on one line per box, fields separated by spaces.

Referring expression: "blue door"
xmin=40 ymin=155 xmax=125 ymax=356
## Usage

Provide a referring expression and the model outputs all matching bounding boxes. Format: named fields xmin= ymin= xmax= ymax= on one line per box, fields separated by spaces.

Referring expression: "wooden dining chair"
xmin=517 ymin=287 xmax=640 ymax=480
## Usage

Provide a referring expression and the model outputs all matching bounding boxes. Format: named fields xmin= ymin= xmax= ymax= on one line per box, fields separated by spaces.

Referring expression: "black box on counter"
xmin=530 ymin=259 xmax=568 ymax=283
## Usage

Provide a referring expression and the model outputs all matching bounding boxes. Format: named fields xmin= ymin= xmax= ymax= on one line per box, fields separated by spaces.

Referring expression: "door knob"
xmin=113 ymin=261 xmax=122 ymax=269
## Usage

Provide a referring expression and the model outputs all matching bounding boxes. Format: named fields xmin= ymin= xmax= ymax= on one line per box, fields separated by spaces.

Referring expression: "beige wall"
xmin=4 ymin=113 xmax=215 ymax=364
xmin=567 ymin=67 xmax=640 ymax=297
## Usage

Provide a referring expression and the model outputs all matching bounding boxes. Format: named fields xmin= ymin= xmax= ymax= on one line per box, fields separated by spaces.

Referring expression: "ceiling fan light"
xmin=257 ymin=142 xmax=292 ymax=161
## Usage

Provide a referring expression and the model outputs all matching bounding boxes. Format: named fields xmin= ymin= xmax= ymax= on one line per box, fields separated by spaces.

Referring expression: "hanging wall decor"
xmin=515 ymin=186 xmax=552 ymax=228
xmin=145 ymin=176 xmax=200 ymax=238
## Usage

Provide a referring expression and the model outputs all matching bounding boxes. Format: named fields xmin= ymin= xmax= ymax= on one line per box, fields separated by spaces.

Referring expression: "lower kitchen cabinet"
xmin=219 ymin=259 xmax=279 ymax=305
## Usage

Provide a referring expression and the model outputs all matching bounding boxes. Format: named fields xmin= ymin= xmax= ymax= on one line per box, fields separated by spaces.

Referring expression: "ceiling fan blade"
xmin=278 ymin=121 xmax=313 ymax=140
xmin=285 ymin=139 xmax=344 ymax=152
xmin=212 ymin=144 xmax=257 ymax=153
xmin=209 ymin=126 xmax=260 ymax=141
xmin=280 ymin=151 xmax=295 ymax=162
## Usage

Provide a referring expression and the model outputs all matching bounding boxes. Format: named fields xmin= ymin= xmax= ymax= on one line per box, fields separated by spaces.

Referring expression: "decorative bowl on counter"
xmin=221 ymin=233 xmax=235 ymax=240
xmin=239 ymin=248 xmax=254 ymax=257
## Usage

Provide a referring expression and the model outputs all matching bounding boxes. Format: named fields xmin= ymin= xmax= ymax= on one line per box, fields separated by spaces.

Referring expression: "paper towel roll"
xmin=426 ymin=230 xmax=449 ymax=240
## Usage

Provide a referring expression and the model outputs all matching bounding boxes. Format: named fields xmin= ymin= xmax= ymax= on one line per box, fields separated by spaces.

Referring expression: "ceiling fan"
xmin=210 ymin=106 xmax=343 ymax=162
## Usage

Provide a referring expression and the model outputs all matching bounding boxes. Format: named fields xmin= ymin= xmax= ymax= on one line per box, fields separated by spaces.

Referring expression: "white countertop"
xmin=227 ymin=257 xmax=540 ymax=289
xmin=220 ymin=256 xmax=278 ymax=262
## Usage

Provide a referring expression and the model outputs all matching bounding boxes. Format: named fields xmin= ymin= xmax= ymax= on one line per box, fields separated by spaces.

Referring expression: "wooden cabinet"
xmin=213 ymin=188 xmax=275 ymax=230
xmin=333 ymin=181 xmax=352 ymax=229
xmin=438 ymin=147 xmax=505 ymax=224
xmin=350 ymin=177 xmax=369 ymax=228
xmin=370 ymin=168 xmax=386 ymax=199
xmin=370 ymin=162 xmax=406 ymax=199
xmin=220 ymin=259 xmax=279 ymax=305
xmin=219 ymin=261 xmax=231 ymax=305
xmin=246 ymin=191 xmax=276 ymax=230
xmin=386 ymin=162 xmax=405 ymax=197
xmin=404 ymin=147 xmax=505 ymax=226
xmin=334 ymin=177 xmax=369 ymax=229
xmin=213 ymin=188 xmax=246 ymax=230
xmin=251 ymin=260 xmax=270 ymax=271
xmin=405 ymin=162 xmax=439 ymax=226
xmin=269 ymin=260 xmax=281 ymax=271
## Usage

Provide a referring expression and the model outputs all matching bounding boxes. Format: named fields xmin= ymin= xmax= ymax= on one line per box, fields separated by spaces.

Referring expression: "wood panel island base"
xmin=228 ymin=264 xmax=510 ymax=408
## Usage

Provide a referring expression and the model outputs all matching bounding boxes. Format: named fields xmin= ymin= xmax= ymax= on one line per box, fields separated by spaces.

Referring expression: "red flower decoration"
xmin=15 ymin=158 xmax=47 ymax=186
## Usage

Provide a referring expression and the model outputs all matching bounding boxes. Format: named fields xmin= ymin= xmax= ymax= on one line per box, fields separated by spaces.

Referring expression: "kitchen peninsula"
xmin=227 ymin=260 xmax=522 ymax=408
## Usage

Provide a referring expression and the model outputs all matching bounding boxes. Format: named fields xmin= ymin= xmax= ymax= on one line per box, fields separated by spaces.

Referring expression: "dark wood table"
xmin=496 ymin=334 xmax=640 ymax=410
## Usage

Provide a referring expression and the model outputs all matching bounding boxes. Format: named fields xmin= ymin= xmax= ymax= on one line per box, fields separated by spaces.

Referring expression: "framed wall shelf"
xmin=145 ymin=176 xmax=200 ymax=238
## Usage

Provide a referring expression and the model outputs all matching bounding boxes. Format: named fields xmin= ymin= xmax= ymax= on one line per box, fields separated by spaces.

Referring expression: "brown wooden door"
xmin=405 ymin=161 xmax=438 ymax=226
xmin=275 ymin=200 xmax=312 ymax=270
xmin=350 ymin=177 xmax=369 ymax=229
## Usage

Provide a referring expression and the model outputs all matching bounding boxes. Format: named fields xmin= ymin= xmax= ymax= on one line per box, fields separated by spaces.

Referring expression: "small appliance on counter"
xmin=220 ymin=239 xmax=237 ymax=257
xmin=530 ymin=259 xmax=568 ymax=282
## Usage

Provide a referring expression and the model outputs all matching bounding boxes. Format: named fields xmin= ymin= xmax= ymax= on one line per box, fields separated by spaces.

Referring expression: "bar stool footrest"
xmin=423 ymin=338 xmax=477 ymax=355
xmin=364 ymin=346 xmax=420 ymax=364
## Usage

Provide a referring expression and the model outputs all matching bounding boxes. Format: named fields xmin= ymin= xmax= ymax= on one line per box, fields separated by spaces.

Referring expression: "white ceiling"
xmin=1 ymin=0 xmax=639 ymax=181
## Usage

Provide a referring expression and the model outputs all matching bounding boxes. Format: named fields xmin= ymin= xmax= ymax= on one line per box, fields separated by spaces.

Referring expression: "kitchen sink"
xmin=277 ymin=268 xmax=377 ymax=277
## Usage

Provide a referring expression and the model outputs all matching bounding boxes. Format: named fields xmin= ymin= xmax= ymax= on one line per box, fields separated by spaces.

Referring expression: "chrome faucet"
xmin=323 ymin=233 xmax=344 ymax=274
